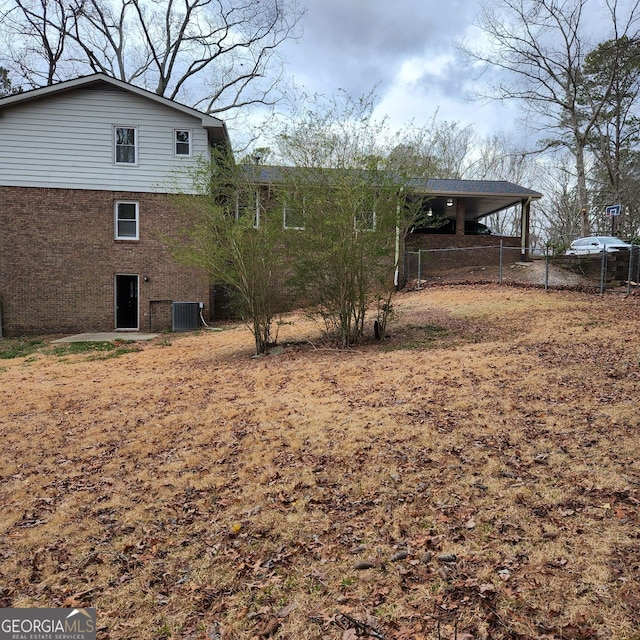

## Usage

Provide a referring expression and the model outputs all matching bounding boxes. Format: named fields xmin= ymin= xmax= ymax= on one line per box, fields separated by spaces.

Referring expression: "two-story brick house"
xmin=1 ymin=74 xmax=544 ymax=337
xmin=0 ymin=74 xmax=229 ymax=336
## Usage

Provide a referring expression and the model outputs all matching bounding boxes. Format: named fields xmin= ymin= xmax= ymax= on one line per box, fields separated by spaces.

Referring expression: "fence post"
xmin=416 ymin=250 xmax=422 ymax=290
xmin=627 ymin=244 xmax=634 ymax=295
xmin=499 ymin=240 xmax=503 ymax=285
xmin=600 ymin=246 xmax=607 ymax=295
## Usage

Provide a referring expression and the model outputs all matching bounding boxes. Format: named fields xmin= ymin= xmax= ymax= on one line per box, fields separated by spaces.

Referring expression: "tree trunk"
xmin=575 ymin=137 xmax=590 ymax=236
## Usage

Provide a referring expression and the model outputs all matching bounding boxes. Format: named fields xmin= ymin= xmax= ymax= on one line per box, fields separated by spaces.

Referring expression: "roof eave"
xmin=426 ymin=189 xmax=542 ymax=200
xmin=0 ymin=73 xmax=226 ymax=131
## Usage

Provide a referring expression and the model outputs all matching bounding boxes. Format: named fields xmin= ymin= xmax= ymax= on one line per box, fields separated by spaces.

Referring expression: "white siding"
xmin=0 ymin=86 xmax=211 ymax=193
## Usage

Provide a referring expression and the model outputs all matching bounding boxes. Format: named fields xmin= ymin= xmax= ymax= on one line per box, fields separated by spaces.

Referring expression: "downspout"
xmin=394 ymin=188 xmax=403 ymax=289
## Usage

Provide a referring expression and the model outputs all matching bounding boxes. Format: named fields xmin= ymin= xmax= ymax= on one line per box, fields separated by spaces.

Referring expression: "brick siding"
xmin=0 ymin=187 xmax=209 ymax=336
xmin=404 ymin=234 xmax=523 ymax=272
xmin=551 ymin=252 xmax=633 ymax=284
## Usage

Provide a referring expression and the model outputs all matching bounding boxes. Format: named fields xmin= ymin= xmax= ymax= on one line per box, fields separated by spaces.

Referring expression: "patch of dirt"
xmin=1 ymin=285 xmax=639 ymax=640
xmin=413 ymin=258 xmax=595 ymax=289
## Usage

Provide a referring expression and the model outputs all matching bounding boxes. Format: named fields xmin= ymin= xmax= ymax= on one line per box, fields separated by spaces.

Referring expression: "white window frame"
xmin=283 ymin=197 xmax=305 ymax=230
xmin=114 ymin=201 xmax=139 ymax=240
xmin=236 ymin=190 xmax=260 ymax=228
xmin=114 ymin=126 xmax=138 ymax=165
xmin=175 ymin=129 xmax=192 ymax=157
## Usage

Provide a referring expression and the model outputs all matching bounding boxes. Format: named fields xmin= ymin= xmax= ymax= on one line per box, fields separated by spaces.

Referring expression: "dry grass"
xmin=1 ymin=284 xmax=639 ymax=640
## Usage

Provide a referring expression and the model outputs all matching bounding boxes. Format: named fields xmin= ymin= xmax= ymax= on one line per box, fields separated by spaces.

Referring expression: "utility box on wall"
xmin=171 ymin=302 xmax=201 ymax=331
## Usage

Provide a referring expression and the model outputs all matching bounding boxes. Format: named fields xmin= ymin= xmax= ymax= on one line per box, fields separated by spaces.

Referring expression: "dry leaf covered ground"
xmin=1 ymin=284 xmax=639 ymax=640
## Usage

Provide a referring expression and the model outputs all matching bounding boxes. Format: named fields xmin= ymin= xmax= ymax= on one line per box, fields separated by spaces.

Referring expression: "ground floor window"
xmin=115 ymin=201 xmax=139 ymax=240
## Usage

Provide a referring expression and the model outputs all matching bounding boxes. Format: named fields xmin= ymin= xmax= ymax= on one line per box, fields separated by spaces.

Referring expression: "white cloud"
xmin=262 ymin=0 xmax=536 ymax=147
xmin=279 ymin=1 xmax=504 ymax=132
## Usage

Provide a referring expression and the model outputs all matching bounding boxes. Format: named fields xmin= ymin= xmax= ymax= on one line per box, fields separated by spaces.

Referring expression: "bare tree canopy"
xmin=461 ymin=0 xmax=640 ymax=235
xmin=0 ymin=65 xmax=21 ymax=95
xmin=0 ymin=0 xmax=303 ymax=115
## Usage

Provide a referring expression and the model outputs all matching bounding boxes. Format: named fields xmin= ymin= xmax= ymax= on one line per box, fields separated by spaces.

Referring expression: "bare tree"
xmin=0 ymin=65 xmax=21 ymax=95
xmin=536 ymin=152 xmax=583 ymax=250
xmin=461 ymin=0 xmax=640 ymax=236
xmin=171 ymin=149 xmax=291 ymax=355
xmin=429 ymin=120 xmax=476 ymax=179
xmin=1 ymin=0 xmax=75 ymax=86
xmin=386 ymin=118 xmax=477 ymax=179
xmin=470 ymin=132 xmax=540 ymax=235
xmin=582 ymin=36 xmax=640 ymax=235
xmin=0 ymin=0 xmax=303 ymax=115
xmin=270 ymin=90 xmax=435 ymax=346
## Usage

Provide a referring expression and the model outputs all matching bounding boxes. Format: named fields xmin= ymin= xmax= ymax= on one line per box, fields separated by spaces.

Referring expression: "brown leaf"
xmin=275 ymin=602 xmax=297 ymax=618
xmin=62 ymin=589 xmax=93 ymax=608
xmin=259 ymin=618 xmax=281 ymax=637
xmin=62 ymin=595 xmax=84 ymax=608
xmin=559 ymin=623 xmax=598 ymax=639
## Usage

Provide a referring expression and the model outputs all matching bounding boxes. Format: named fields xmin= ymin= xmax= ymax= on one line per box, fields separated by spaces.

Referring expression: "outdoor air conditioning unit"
xmin=171 ymin=302 xmax=201 ymax=331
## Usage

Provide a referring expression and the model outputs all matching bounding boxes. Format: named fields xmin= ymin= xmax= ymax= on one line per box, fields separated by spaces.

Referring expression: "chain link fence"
xmin=404 ymin=242 xmax=640 ymax=294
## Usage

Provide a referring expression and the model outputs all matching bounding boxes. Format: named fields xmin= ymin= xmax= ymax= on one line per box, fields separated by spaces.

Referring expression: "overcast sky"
xmin=278 ymin=0 xmax=519 ymax=138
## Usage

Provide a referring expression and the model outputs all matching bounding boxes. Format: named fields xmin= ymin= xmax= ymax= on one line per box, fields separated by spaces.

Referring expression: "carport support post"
xmin=520 ymin=197 xmax=531 ymax=261
xmin=456 ymin=198 xmax=466 ymax=235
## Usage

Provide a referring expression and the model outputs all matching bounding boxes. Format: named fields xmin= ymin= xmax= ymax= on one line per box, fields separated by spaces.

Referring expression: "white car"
xmin=566 ymin=236 xmax=631 ymax=255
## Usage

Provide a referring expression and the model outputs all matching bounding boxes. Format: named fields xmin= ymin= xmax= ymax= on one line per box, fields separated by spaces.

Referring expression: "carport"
xmin=405 ymin=178 xmax=543 ymax=261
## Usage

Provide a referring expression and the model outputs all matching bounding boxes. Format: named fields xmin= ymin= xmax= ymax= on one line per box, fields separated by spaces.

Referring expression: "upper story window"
xmin=114 ymin=126 xmax=137 ymax=164
xmin=115 ymin=201 xmax=139 ymax=240
xmin=175 ymin=129 xmax=191 ymax=156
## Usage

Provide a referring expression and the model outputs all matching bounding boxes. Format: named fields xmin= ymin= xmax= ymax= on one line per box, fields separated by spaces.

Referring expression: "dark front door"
xmin=115 ymin=274 xmax=139 ymax=329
